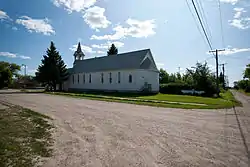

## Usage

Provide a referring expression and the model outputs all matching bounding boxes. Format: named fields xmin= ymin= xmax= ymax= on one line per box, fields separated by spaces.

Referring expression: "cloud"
xmin=221 ymin=47 xmax=250 ymax=55
xmin=229 ymin=7 xmax=250 ymax=29
xmin=12 ymin=26 xmax=18 ymax=30
xmin=0 ymin=10 xmax=11 ymax=21
xmin=70 ymin=44 xmax=95 ymax=53
xmin=83 ymin=6 xmax=111 ymax=30
xmin=233 ymin=8 xmax=246 ymax=19
xmin=0 ymin=52 xmax=17 ymax=58
xmin=53 ymin=0 xmax=96 ymax=13
xmin=92 ymin=41 xmax=124 ymax=49
xmin=156 ymin=63 xmax=164 ymax=67
xmin=16 ymin=16 xmax=55 ymax=35
xmin=220 ymin=0 xmax=239 ymax=5
xmin=0 ymin=52 xmax=31 ymax=59
xmin=19 ymin=55 xmax=31 ymax=59
xmin=91 ymin=18 xmax=156 ymax=40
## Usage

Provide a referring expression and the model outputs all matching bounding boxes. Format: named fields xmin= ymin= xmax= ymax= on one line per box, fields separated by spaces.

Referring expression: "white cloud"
xmin=156 ymin=63 xmax=164 ymax=67
xmin=19 ymin=55 xmax=31 ymax=59
xmin=233 ymin=8 xmax=246 ymax=19
xmin=229 ymin=7 xmax=250 ymax=29
xmin=16 ymin=16 xmax=55 ymax=35
xmin=83 ymin=6 xmax=111 ymax=30
xmin=91 ymin=18 xmax=156 ymax=40
xmin=0 ymin=52 xmax=31 ymax=59
xmin=0 ymin=52 xmax=17 ymax=58
xmin=96 ymin=50 xmax=105 ymax=54
xmin=0 ymin=10 xmax=11 ymax=20
xmin=221 ymin=47 xmax=250 ymax=55
xmin=53 ymin=0 xmax=96 ymax=13
xmin=92 ymin=41 xmax=124 ymax=49
xmin=220 ymin=0 xmax=239 ymax=5
xmin=70 ymin=44 xmax=95 ymax=53
xmin=12 ymin=26 xmax=18 ymax=30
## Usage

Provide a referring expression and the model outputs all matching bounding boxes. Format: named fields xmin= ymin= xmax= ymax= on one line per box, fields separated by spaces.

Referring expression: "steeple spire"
xmin=74 ymin=42 xmax=85 ymax=61
xmin=77 ymin=42 xmax=82 ymax=52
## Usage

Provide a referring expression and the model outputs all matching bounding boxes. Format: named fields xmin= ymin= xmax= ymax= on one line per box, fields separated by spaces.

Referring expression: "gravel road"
xmin=0 ymin=90 xmax=249 ymax=167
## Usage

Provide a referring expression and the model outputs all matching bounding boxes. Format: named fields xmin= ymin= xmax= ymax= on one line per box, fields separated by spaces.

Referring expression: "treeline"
xmin=159 ymin=62 xmax=226 ymax=97
xmin=233 ymin=64 xmax=250 ymax=92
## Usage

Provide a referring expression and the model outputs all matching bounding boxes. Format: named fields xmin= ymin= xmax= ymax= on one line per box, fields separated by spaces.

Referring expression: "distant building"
xmin=62 ymin=42 xmax=159 ymax=93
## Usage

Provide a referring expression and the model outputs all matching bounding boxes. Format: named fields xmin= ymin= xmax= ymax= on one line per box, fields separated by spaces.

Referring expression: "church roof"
xmin=72 ymin=49 xmax=158 ymax=73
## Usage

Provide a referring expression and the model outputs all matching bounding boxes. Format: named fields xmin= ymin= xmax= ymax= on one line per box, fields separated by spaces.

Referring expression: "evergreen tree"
xmin=36 ymin=41 xmax=68 ymax=91
xmin=107 ymin=44 xmax=118 ymax=56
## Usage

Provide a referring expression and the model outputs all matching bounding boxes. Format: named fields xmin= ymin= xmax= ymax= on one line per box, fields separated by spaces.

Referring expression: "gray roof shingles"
xmin=72 ymin=49 xmax=157 ymax=73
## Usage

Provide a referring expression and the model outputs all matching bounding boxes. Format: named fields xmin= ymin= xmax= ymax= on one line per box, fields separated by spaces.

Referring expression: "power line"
xmin=196 ymin=0 xmax=213 ymax=42
xmin=185 ymin=0 xmax=208 ymax=48
xmin=217 ymin=0 xmax=225 ymax=48
xmin=191 ymin=0 xmax=214 ymax=51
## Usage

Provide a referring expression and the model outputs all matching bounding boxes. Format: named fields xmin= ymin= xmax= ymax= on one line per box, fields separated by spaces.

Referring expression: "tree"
xmin=244 ymin=64 xmax=250 ymax=79
xmin=107 ymin=44 xmax=118 ymax=56
xmin=0 ymin=61 xmax=21 ymax=88
xmin=36 ymin=41 xmax=68 ymax=91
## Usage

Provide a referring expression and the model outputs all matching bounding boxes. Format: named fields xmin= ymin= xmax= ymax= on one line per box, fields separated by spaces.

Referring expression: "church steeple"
xmin=74 ymin=42 xmax=85 ymax=61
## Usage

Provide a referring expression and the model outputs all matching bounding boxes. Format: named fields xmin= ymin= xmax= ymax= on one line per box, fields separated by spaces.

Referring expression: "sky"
xmin=0 ymin=0 xmax=250 ymax=86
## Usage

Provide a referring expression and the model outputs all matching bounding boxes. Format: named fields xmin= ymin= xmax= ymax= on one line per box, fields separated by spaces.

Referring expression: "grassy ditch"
xmin=0 ymin=104 xmax=53 ymax=167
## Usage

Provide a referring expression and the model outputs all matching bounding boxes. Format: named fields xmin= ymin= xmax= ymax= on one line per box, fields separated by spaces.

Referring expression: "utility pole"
xmin=219 ymin=63 xmax=227 ymax=89
xmin=209 ymin=49 xmax=225 ymax=97
xmin=22 ymin=64 xmax=27 ymax=76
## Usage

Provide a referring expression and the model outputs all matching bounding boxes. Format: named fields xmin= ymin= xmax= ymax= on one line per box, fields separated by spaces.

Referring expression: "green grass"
xmin=238 ymin=89 xmax=250 ymax=96
xmin=0 ymin=105 xmax=53 ymax=167
xmin=47 ymin=91 xmax=239 ymax=109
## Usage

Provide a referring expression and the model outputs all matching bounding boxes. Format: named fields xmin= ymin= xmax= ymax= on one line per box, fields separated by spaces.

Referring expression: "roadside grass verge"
xmin=0 ymin=105 xmax=53 ymax=167
xmin=238 ymin=89 xmax=250 ymax=96
xmin=46 ymin=91 xmax=238 ymax=109
xmin=220 ymin=90 xmax=242 ymax=107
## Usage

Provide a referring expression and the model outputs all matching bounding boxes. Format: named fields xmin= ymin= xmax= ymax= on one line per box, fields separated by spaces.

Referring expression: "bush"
xmin=160 ymin=83 xmax=194 ymax=94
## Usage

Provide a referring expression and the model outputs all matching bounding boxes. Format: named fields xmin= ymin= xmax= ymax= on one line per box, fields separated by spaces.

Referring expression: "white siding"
xmin=68 ymin=69 xmax=159 ymax=93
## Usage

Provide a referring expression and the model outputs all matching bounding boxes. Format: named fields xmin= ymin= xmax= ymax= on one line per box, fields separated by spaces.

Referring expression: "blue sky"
xmin=0 ymin=0 xmax=250 ymax=85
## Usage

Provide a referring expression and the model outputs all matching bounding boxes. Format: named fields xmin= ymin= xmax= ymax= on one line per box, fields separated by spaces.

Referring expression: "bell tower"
xmin=74 ymin=42 xmax=85 ymax=61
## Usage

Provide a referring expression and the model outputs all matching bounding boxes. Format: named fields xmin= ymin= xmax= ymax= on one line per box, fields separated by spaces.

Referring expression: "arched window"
xmin=101 ymin=73 xmax=104 ymax=83
xmin=89 ymin=74 xmax=91 ymax=83
xmin=109 ymin=73 xmax=112 ymax=83
xmin=129 ymin=74 xmax=132 ymax=83
xmin=83 ymin=74 xmax=85 ymax=84
xmin=77 ymin=74 xmax=79 ymax=83
xmin=72 ymin=75 xmax=74 ymax=84
xmin=118 ymin=72 xmax=121 ymax=83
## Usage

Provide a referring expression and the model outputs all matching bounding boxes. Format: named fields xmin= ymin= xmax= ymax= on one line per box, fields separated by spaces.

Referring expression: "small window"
xmin=118 ymin=72 xmax=121 ymax=83
xmin=77 ymin=74 xmax=79 ymax=84
xmin=129 ymin=74 xmax=132 ymax=83
xmin=109 ymin=72 xmax=112 ymax=83
xmin=72 ymin=75 xmax=74 ymax=84
xmin=101 ymin=73 xmax=104 ymax=83
xmin=89 ymin=74 xmax=91 ymax=83
xmin=83 ymin=74 xmax=85 ymax=83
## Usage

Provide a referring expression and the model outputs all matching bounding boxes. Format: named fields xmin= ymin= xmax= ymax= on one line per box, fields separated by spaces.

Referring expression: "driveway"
xmin=0 ymin=90 xmax=249 ymax=167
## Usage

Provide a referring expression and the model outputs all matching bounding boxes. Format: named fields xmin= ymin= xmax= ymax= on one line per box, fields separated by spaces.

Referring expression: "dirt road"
xmin=0 ymin=90 xmax=249 ymax=167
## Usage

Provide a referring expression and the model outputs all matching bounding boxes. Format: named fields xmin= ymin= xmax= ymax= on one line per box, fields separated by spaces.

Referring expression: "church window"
xmin=129 ymin=74 xmax=132 ymax=83
xmin=83 ymin=74 xmax=85 ymax=83
xmin=72 ymin=75 xmax=74 ymax=84
xmin=109 ymin=73 xmax=112 ymax=83
xmin=118 ymin=72 xmax=121 ymax=83
xmin=101 ymin=73 xmax=104 ymax=83
xmin=77 ymin=74 xmax=79 ymax=84
xmin=89 ymin=74 xmax=91 ymax=83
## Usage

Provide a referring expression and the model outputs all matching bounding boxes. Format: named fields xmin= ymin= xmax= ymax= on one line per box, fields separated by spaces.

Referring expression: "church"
xmin=62 ymin=43 xmax=159 ymax=93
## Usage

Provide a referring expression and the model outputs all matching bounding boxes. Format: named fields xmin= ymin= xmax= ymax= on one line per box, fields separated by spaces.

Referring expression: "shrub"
xmin=160 ymin=83 xmax=194 ymax=94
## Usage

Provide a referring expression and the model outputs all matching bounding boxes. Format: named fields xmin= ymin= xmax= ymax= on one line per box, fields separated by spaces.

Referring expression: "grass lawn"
xmin=46 ymin=90 xmax=240 ymax=109
xmin=0 ymin=104 xmax=53 ymax=167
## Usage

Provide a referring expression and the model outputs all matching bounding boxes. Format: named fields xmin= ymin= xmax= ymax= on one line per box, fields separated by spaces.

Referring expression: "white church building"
xmin=62 ymin=43 xmax=159 ymax=93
